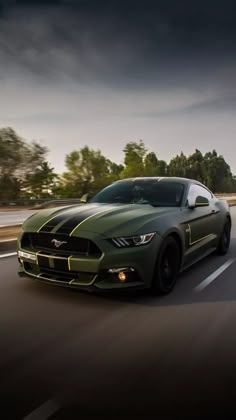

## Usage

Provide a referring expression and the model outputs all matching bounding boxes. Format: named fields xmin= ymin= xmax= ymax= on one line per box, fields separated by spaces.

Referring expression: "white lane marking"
xmin=22 ymin=399 xmax=59 ymax=420
xmin=0 ymin=252 xmax=17 ymax=259
xmin=195 ymin=258 xmax=235 ymax=292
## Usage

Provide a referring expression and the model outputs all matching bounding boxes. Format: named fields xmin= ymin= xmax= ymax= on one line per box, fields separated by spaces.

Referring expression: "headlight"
xmin=110 ymin=232 xmax=156 ymax=248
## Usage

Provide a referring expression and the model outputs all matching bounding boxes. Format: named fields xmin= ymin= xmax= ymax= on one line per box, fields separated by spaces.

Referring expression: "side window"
xmin=187 ymin=184 xmax=212 ymax=204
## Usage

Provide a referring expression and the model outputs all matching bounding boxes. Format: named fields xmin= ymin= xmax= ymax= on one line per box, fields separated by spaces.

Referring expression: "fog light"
xmin=118 ymin=271 xmax=127 ymax=282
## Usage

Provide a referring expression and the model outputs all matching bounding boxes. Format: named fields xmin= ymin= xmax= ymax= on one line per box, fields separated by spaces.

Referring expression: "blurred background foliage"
xmin=0 ymin=127 xmax=236 ymax=200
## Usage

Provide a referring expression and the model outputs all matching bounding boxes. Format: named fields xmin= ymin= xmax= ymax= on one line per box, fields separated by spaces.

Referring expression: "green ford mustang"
xmin=18 ymin=177 xmax=231 ymax=294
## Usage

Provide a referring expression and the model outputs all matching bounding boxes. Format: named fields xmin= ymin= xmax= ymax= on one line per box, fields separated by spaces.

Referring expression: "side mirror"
xmin=188 ymin=195 xmax=209 ymax=209
xmin=195 ymin=195 xmax=209 ymax=207
xmin=80 ymin=193 xmax=88 ymax=203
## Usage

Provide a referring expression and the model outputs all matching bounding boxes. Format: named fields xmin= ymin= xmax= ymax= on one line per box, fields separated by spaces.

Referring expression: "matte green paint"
xmin=18 ymin=177 xmax=231 ymax=291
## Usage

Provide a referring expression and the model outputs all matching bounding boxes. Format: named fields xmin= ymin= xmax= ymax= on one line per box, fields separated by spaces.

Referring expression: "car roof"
xmin=115 ymin=177 xmax=203 ymax=187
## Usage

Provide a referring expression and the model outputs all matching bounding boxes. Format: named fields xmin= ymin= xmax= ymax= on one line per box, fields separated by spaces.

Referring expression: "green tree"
xmin=144 ymin=152 xmax=167 ymax=176
xmin=144 ymin=152 xmax=158 ymax=176
xmin=0 ymin=127 xmax=50 ymax=200
xmin=204 ymin=150 xmax=233 ymax=192
xmin=168 ymin=152 xmax=189 ymax=177
xmin=157 ymin=160 xmax=167 ymax=176
xmin=121 ymin=140 xmax=146 ymax=178
xmin=61 ymin=146 xmax=119 ymax=198
xmin=0 ymin=127 xmax=27 ymax=177
xmin=107 ymin=160 xmax=124 ymax=178
xmin=0 ymin=175 xmax=22 ymax=200
xmin=187 ymin=149 xmax=206 ymax=183
xmin=24 ymin=162 xmax=59 ymax=199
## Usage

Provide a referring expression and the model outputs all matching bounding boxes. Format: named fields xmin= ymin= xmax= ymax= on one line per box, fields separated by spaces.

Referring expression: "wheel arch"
xmin=226 ymin=213 xmax=231 ymax=228
xmin=151 ymin=231 xmax=182 ymax=294
xmin=162 ymin=230 xmax=184 ymax=271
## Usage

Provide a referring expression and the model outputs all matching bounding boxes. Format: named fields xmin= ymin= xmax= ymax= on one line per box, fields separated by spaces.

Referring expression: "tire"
xmin=151 ymin=236 xmax=180 ymax=295
xmin=217 ymin=219 xmax=231 ymax=255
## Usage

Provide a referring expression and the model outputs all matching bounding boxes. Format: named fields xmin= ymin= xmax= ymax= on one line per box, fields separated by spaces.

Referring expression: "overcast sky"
xmin=0 ymin=0 xmax=236 ymax=174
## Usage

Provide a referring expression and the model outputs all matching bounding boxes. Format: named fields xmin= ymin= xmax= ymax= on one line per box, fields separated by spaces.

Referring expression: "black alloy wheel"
xmin=152 ymin=236 xmax=180 ymax=295
xmin=217 ymin=220 xmax=231 ymax=255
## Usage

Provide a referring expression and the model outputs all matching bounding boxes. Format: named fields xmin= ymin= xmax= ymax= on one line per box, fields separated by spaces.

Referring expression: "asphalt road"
xmin=1 ymin=208 xmax=236 ymax=419
xmin=0 ymin=210 xmax=37 ymax=226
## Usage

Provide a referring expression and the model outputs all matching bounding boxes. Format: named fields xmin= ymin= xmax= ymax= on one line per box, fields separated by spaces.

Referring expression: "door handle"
xmin=210 ymin=209 xmax=217 ymax=214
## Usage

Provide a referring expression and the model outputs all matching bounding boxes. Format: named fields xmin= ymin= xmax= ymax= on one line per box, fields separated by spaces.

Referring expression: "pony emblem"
xmin=51 ymin=239 xmax=67 ymax=248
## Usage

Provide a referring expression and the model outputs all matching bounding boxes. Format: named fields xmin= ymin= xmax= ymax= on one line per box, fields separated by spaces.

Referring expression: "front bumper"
xmin=17 ymin=232 xmax=163 ymax=291
xmin=18 ymin=265 xmax=146 ymax=292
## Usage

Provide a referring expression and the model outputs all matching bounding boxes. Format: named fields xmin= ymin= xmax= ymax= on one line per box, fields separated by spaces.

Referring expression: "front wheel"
xmin=217 ymin=220 xmax=231 ymax=255
xmin=151 ymin=236 xmax=180 ymax=295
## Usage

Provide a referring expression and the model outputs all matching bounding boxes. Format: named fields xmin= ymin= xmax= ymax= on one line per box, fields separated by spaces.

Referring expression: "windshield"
xmin=90 ymin=179 xmax=185 ymax=207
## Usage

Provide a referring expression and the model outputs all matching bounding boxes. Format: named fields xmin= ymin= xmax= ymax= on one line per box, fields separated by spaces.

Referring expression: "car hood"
xmin=23 ymin=203 xmax=179 ymax=237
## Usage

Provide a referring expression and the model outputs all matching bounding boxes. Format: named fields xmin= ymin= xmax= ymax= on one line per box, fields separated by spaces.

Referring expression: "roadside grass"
xmin=226 ymin=199 xmax=236 ymax=205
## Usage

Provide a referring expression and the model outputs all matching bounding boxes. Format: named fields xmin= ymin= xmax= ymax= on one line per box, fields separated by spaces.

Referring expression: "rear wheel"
xmin=217 ymin=220 xmax=231 ymax=255
xmin=151 ymin=236 xmax=180 ymax=295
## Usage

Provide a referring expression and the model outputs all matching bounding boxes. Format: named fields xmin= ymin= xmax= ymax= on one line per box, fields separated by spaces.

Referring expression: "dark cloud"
xmin=0 ymin=1 xmax=236 ymax=176
xmin=0 ymin=0 xmax=236 ymax=88
xmin=133 ymin=94 xmax=236 ymax=119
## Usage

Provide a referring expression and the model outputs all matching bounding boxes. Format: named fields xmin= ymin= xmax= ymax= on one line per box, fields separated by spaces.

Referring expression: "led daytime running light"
xmin=111 ymin=232 xmax=155 ymax=248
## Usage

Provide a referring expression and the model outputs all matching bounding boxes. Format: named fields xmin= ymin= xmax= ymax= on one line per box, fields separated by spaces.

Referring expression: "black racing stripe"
xmin=55 ymin=205 xmax=105 ymax=235
xmin=39 ymin=213 xmax=71 ymax=233
xmin=38 ymin=205 xmax=101 ymax=233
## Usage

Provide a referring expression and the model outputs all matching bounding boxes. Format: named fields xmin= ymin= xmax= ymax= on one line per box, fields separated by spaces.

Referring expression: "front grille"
xmin=37 ymin=255 xmax=50 ymax=268
xmin=23 ymin=262 xmax=95 ymax=285
xmin=21 ymin=232 xmax=102 ymax=258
